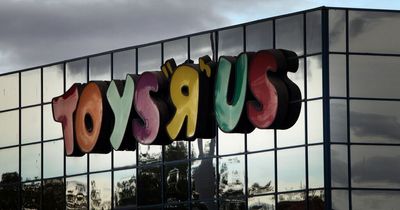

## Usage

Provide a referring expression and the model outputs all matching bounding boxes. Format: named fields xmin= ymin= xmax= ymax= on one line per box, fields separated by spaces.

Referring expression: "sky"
xmin=1 ymin=0 xmax=400 ymax=73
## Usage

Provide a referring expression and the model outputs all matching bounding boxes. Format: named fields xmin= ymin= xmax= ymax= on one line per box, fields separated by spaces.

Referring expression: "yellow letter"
xmin=167 ymin=65 xmax=199 ymax=140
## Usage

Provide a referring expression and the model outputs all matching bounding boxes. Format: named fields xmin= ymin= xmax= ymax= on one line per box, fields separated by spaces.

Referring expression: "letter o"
xmin=75 ymin=82 xmax=103 ymax=153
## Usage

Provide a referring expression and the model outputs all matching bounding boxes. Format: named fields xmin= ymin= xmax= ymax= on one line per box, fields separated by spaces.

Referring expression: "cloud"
xmin=0 ymin=0 xmax=232 ymax=73
xmin=352 ymin=153 xmax=400 ymax=186
xmin=350 ymin=110 xmax=400 ymax=142
xmin=0 ymin=0 xmax=328 ymax=73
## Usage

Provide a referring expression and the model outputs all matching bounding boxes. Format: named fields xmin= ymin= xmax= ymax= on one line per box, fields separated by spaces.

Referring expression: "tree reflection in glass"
xmin=138 ymin=144 xmax=162 ymax=164
xmin=137 ymin=166 xmax=161 ymax=205
xmin=219 ymin=155 xmax=245 ymax=198
xmin=165 ymin=163 xmax=188 ymax=202
xmin=248 ymin=152 xmax=274 ymax=196
xmin=277 ymin=192 xmax=306 ymax=210
xmin=0 ymin=172 xmax=19 ymax=209
xmin=66 ymin=175 xmax=87 ymax=210
xmin=191 ymin=138 xmax=216 ymax=159
xmin=114 ymin=169 xmax=136 ymax=208
xmin=22 ymin=181 xmax=41 ymax=210
xmin=191 ymin=158 xmax=216 ymax=200
xmin=89 ymin=172 xmax=112 ymax=210
xmin=248 ymin=195 xmax=275 ymax=210
xmin=43 ymin=178 xmax=65 ymax=209
xmin=165 ymin=141 xmax=188 ymax=161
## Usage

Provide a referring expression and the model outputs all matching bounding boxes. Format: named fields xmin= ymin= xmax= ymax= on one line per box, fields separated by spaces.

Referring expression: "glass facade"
xmin=0 ymin=7 xmax=398 ymax=210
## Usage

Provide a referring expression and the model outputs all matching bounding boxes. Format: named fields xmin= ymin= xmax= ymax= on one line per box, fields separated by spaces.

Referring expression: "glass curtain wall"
xmin=329 ymin=8 xmax=400 ymax=210
xmin=5 ymin=7 xmax=400 ymax=210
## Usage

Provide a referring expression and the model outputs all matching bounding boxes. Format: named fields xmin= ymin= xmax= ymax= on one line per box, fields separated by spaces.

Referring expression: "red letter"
xmin=52 ymin=84 xmax=82 ymax=156
xmin=247 ymin=51 xmax=282 ymax=128
xmin=247 ymin=49 xmax=301 ymax=129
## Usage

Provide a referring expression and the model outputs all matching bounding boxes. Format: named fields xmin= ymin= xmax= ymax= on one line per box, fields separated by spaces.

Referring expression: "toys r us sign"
xmin=52 ymin=49 xmax=301 ymax=156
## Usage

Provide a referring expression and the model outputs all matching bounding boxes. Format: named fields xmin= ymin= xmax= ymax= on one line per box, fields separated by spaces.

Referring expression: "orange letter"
xmin=75 ymin=82 xmax=112 ymax=153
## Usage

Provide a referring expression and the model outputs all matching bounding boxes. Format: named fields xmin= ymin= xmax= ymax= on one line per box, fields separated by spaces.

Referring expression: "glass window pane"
xmin=218 ymin=27 xmax=243 ymax=56
xmin=245 ymin=21 xmax=273 ymax=51
xmin=66 ymin=175 xmax=87 ymax=209
xmin=43 ymin=178 xmax=65 ymax=209
xmin=114 ymin=169 xmax=137 ymax=208
xmin=66 ymin=59 xmax=87 ymax=88
xmin=164 ymin=38 xmax=188 ymax=65
xmin=113 ymin=49 xmax=136 ymax=79
xmin=89 ymin=54 xmax=111 ymax=80
xmin=277 ymin=192 xmax=306 ymax=209
xmin=307 ymin=100 xmax=323 ymax=144
xmin=331 ymin=145 xmax=348 ymax=188
xmin=114 ymin=150 xmax=136 ymax=169
xmin=22 ymin=181 xmax=41 ymax=209
xmin=165 ymin=163 xmax=188 ymax=202
xmin=329 ymin=54 xmax=347 ymax=97
xmin=306 ymin=11 xmax=322 ymax=54
xmin=247 ymin=129 xmax=274 ymax=152
xmin=308 ymin=145 xmax=324 ymax=188
xmin=0 ymin=73 xmax=19 ymax=110
xmin=21 ymin=69 xmax=41 ymax=106
xmin=330 ymin=100 xmax=348 ymax=143
xmin=190 ymin=33 xmax=214 ymax=61
xmin=219 ymin=155 xmax=245 ymax=198
xmin=138 ymin=144 xmax=162 ymax=165
xmin=352 ymin=190 xmax=400 ymax=210
xmin=349 ymin=11 xmax=400 ymax=53
xmin=0 ymin=147 xmax=19 ymax=182
xmin=276 ymin=14 xmax=304 ymax=56
xmin=248 ymin=152 xmax=274 ymax=196
xmin=351 ymin=145 xmax=400 ymax=188
xmin=0 ymin=110 xmax=19 ymax=147
xmin=332 ymin=190 xmax=349 ymax=210
xmin=289 ymin=58 xmax=305 ymax=100
xmin=308 ymin=190 xmax=325 ymax=209
xmin=277 ymin=148 xmax=305 ymax=192
xmin=138 ymin=166 xmax=162 ymax=205
xmin=138 ymin=44 xmax=161 ymax=74
xmin=43 ymin=104 xmax=62 ymax=140
xmin=191 ymin=158 xmax=217 ymax=200
xmin=89 ymin=153 xmax=111 ymax=172
xmin=43 ymin=64 xmax=63 ymax=103
xmin=164 ymin=141 xmax=188 ymax=161
xmin=44 ymin=140 xmax=64 ymax=178
xmin=350 ymin=100 xmax=400 ymax=144
xmin=191 ymin=201 xmax=217 ymax=210
xmin=66 ymin=155 xmax=87 ymax=175
xmin=190 ymin=138 xmax=216 ymax=159
xmin=89 ymin=172 xmax=111 ymax=210
xmin=277 ymin=102 xmax=305 ymax=147
xmin=21 ymin=144 xmax=41 ymax=181
xmin=0 ymin=183 xmax=19 ymax=209
xmin=307 ymin=55 xmax=322 ymax=99
xmin=248 ymin=195 xmax=275 ymax=210
xmin=21 ymin=106 xmax=41 ymax=144
xmin=329 ymin=9 xmax=346 ymax=52
xmin=349 ymin=55 xmax=400 ymax=99
xmin=218 ymin=129 xmax=244 ymax=155
xmin=220 ymin=198 xmax=245 ymax=210
xmin=165 ymin=204 xmax=189 ymax=210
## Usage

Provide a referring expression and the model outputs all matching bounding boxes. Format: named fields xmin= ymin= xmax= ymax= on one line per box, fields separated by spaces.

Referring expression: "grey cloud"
xmin=352 ymin=154 xmax=400 ymax=186
xmin=348 ymin=11 xmax=399 ymax=38
xmin=351 ymin=110 xmax=400 ymax=141
xmin=0 ymin=0 xmax=321 ymax=73
xmin=0 ymin=0 xmax=230 ymax=73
